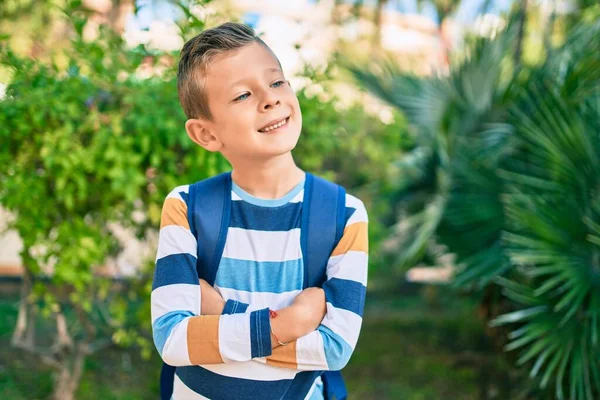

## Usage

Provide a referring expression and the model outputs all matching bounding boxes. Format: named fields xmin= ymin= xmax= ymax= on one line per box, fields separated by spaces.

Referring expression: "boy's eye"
xmin=234 ymin=93 xmax=250 ymax=102
xmin=271 ymin=80 xmax=285 ymax=88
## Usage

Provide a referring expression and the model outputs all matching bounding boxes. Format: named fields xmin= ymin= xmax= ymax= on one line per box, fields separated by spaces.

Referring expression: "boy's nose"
xmin=260 ymin=97 xmax=281 ymax=111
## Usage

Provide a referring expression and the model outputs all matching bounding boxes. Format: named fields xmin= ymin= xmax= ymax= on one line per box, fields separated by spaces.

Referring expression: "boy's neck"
xmin=230 ymin=153 xmax=305 ymax=200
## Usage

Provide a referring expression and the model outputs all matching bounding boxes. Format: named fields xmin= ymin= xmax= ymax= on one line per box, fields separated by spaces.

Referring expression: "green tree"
xmin=0 ymin=2 xmax=226 ymax=398
xmin=1 ymin=2 xmax=411 ymax=398
xmin=350 ymin=12 xmax=600 ymax=399
xmin=489 ymin=21 xmax=600 ymax=399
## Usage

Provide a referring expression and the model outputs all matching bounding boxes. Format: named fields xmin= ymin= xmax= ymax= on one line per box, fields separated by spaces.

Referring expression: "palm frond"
xmin=351 ymin=11 xmax=600 ymax=398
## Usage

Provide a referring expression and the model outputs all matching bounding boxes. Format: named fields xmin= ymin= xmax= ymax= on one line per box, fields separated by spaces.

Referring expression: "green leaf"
xmin=490 ymin=306 xmax=549 ymax=326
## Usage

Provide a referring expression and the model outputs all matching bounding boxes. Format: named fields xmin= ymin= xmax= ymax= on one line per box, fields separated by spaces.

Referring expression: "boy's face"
xmin=188 ymin=42 xmax=302 ymax=163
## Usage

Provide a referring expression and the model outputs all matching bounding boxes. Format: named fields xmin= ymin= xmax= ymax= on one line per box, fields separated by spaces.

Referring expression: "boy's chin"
xmin=258 ymin=143 xmax=299 ymax=159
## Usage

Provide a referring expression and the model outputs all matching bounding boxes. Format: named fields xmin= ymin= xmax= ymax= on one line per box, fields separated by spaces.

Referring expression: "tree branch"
xmin=11 ymin=269 xmax=34 ymax=349
xmin=52 ymin=310 xmax=74 ymax=353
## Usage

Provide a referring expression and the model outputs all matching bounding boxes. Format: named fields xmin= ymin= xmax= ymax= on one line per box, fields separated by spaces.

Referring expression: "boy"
xmin=151 ymin=22 xmax=368 ymax=400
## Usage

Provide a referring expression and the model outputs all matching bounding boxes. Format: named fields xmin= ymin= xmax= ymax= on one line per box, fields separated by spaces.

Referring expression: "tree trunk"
xmin=514 ymin=0 xmax=529 ymax=66
xmin=11 ymin=270 xmax=34 ymax=348
xmin=11 ymin=269 xmax=87 ymax=400
xmin=52 ymin=347 xmax=87 ymax=400
xmin=372 ymin=0 xmax=388 ymax=48
xmin=52 ymin=309 xmax=75 ymax=353
xmin=543 ymin=0 xmax=557 ymax=53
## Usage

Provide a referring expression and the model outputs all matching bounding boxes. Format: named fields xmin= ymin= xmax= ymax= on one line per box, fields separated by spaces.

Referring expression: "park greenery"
xmin=1 ymin=0 xmax=600 ymax=399
xmin=0 ymin=1 xmax=408 ymax=398
xmin=350 ymin=6 xmax=600 ymax=400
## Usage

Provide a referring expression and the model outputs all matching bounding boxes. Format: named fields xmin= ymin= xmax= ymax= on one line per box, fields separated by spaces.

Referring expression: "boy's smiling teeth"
xmin=259 ymin=117 xmax=288 ymax=132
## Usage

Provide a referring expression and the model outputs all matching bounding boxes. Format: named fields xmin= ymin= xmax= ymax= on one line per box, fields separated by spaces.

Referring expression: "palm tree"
xmin=349 ymin=14 xmax=517 ymax=285
xmin=349 ymin=13 xmax=600 ymax=399
xmin=514 ymin=0 xmax=529 ymax=66
xmin=489 ymin=21 xmax=600 ymax=398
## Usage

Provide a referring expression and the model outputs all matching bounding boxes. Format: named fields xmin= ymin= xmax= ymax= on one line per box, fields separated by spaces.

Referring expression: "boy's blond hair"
xmin=177 ymin=22 xmax=272 ymax=120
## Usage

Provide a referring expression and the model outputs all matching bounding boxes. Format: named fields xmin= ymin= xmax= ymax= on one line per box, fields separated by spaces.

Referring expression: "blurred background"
xmin=1 ymin=0 xmax=600 ymax=399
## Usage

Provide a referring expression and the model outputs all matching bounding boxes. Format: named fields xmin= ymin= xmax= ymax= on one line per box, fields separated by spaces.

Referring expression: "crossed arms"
xmin=151 ymin=185 xmax=368 ymax=371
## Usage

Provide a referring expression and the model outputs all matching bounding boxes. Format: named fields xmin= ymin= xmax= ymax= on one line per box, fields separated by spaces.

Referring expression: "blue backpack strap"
xmin=160 ymin=363 xmax=175 ymax=400
xmin=300 ymin=173 xmax=347 ymax=400
xmin=159 ymin=172 xmax=232 ymax=400
xmin=322 ymin=369 xmax=347 ymax=400
xmin=301 ymin=173 xmax=346 ymax=288
xmin=188 ymin=172 xmax=232 ymax=285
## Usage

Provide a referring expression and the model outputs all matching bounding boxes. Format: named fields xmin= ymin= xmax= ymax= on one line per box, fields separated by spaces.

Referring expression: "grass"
xmin=0 ymin=284 xmax=523 ymax=399
xmin=344 ymin=287 xmax=522 ymax=399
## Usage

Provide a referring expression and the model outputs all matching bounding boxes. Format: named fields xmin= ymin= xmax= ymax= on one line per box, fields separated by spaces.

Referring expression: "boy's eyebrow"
xmin=228 ymin=68 xmax=283 ymax=89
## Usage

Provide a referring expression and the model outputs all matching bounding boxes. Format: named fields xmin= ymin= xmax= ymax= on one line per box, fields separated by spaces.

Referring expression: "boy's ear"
xmin=185 ymin=118 xmax=222 ymax=152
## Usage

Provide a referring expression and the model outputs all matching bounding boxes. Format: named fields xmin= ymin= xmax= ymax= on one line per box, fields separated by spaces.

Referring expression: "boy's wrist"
xmin=270 ymin=306 xmax=300 ymax=348
xmin=217 ymin=298 xmax=226 ymax=314
xmin=203 ymin=298 xmax=225 ymax=315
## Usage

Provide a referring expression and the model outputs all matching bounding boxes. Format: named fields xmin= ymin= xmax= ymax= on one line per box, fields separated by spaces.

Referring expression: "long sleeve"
xmin=150 ymin=186 xmax=272 ymax=367
xmin=265 ymin=195 xmax=369 ymax=371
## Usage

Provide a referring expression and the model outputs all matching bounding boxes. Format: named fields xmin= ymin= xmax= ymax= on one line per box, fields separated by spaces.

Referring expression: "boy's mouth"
xmin=258 ymin=116 xmax=290 ymax=133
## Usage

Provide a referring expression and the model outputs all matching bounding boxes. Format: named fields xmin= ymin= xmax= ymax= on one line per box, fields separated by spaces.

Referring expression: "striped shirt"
xmin=151 ymin=175 xmax=369 ymax=400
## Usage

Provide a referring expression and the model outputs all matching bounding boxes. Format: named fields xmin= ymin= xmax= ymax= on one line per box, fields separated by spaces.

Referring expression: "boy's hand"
xmin=199 ymin=279 xmax=225 ymax=315
xmin=270 ymin=287 xmax=327 ymax=348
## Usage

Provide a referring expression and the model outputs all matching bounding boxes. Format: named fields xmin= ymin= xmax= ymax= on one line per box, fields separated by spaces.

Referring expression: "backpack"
xmin=160 ymin=172 xmax=348 ymax=400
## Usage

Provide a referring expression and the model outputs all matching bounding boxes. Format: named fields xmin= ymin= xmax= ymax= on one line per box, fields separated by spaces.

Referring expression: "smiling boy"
xmin=151 ymin=22 xmax=368 ymax=400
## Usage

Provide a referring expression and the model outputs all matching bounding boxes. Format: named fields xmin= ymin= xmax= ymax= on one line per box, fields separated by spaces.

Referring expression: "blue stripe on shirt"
xmin=309 ymin=380 xmax=325 ymax=400
xmin=318 ymin=325 xmax=354 ymax=371
xmin=282 ymin=371 xmax=323 ymax=400
xmin=222 ymin=299 xmax=250 ymax=314
xmin=153 ymin=310 xmax=193 ymax=356
xmin=152 ymin=253 xmax=198 ymax=290
xmin=179 ymin=190 xmax=189 ymax=206
xmin=250 ymin=308 xmax=272 ymax=358
xmin=230 ymin=201 xmax=302 ymax=231
xmin=176 ymin=360 xmax=291 ymax=399
xmin=344 ymin=207 xmax=356 ymax=223
xmin=324 ymin=278 xmax=366 ymax=317
xmin=216 ymin=257 xmax=303 ymax=293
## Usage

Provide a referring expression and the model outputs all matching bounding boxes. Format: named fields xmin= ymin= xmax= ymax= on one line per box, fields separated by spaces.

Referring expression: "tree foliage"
xmin=0 ymin=2 xmax=226 ymax=398
xmin=350 ymin=13 xmax=600 ymax=399
xmin=0 ymin=1 xmax=409 ymax=397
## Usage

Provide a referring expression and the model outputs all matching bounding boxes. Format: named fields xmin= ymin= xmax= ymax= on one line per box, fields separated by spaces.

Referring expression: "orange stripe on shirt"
xmin=160 ymin=198 xmax=190 ymax=230
xmin=187 ymin=315 xmax=223 ymax=365
xmin=266 ymin=340 xmax=298 ymax=369
xmin=331 ymin=221 xmax=368 ymax=257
